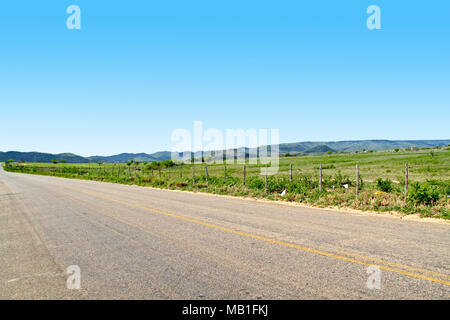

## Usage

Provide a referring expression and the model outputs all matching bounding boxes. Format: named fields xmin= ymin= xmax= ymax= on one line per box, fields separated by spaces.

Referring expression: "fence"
xmin=5 ymin=161 xmax=414 ymax=198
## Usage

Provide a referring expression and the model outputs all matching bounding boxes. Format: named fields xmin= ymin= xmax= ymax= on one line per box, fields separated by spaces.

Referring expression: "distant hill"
xmin=1 ymin=139 xmax=449 ymax=163
xmin=0 ymin=151 xmax=89 ymax=163
xmin=277 ymin=139 xmax=450 ymax=153
xmin=303 ymin=145 xmax=337 ymax=154
xmin=213 ymin=140 xmax=449 ymax=159
xmin=88 ymin=151 xmax=173 ymax=163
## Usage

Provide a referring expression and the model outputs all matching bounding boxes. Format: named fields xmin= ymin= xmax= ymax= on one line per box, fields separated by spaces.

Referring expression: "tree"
xmin=98 ymin=162 xmax=103 ymax=166
xmin=394 ymin=148 xmax=400 ymax=152
xmin=60 ymin=159 xmax=67 ymax=163
xmin=51 ymin=159 xmax=58 ymax=164
xmin=164 ymin=160 xmax=175 ymax=167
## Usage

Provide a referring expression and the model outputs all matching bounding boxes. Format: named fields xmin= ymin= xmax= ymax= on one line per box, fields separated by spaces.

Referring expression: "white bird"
xmin=280 ymin=189 xmax=287 ymax=196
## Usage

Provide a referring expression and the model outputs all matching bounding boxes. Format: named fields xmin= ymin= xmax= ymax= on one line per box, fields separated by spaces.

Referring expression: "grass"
xmin=3 ymin=148 xmax=449 ymax=219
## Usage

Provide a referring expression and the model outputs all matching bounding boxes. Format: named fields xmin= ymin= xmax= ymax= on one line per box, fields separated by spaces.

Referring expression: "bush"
xmin=407 ymin=182 xmax=440 ymax=205
xmin=146 ymin=160 xmax=175 ymax=170
xmin=376 ymin=178 xmax=393 ymax=193
xmin=247 ymin=176 xmax=265 ymax=190
xmin=329 ymin=170 xmax=352 ymax=187
xmin=424 ymin=179 xmax=450 ymax=196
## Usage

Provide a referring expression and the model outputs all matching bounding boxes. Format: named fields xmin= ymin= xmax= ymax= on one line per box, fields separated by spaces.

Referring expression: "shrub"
xmin=376 ymin=178 xmax=393 ymax=193
xmin=424 ymin=179 xmax=450 ymax=196
xmin=221 ymin=175 xmax=241 ymax=187
xmin=316 ymin=164 xmax=335 ymax=170
xmin=407 ymin=182 xmax=440 ymax=205
xmin=146 ymin=160 xmax=175 ymax=170
xmin=161 ymin=160 xmax=175 ymax=168
xmin=247 ymin=176 xmax=265 ymax=190
xmin=330 ymin=170 xmax=352 ymax=187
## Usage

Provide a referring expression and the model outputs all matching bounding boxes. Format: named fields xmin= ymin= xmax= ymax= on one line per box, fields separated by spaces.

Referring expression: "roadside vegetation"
xmin=3 ymin=148 xmax=449 ymax=219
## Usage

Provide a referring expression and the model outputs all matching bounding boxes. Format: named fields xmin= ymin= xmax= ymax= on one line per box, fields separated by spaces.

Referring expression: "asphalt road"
xmin=0 ymin=166 xmax=449 ymax=299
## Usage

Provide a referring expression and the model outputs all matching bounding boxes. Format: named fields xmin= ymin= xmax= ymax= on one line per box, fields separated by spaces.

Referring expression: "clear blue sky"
xmin=1 ymin=1 xmax=449 ymax=156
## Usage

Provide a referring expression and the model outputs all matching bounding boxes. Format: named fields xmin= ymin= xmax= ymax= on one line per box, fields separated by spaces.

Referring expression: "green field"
xmin=3 ymin=148 xmax=450 ymax=219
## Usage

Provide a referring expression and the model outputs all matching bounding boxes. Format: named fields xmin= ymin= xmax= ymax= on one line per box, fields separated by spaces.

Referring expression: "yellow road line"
xmin=68 ymin=186 xmax=450 ymax=287
xmin=336 ymin=250 xmax=450 ymax=280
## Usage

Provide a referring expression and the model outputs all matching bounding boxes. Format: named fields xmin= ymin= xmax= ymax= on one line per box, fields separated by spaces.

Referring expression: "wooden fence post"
xmin=319 ymin=164 xmax=322 ymax=192
xmin=193 ymin=165 xmax=195 ymax=185
xmin=356 ymin=164 xmax=359 ymax=197
xmin=290 ymin=164 xmax=293 ymax=182
xmin=180 ymin=166 xmax=182 ymax=178
xmin=265 ymin=165 xmax=268 ymax=194
xmin=205 ymin=166 xmax=208 ymax=187
xmin=405 ymin=163 xmax=408 ymax=197
xmin=243 ymin=165 xmax=246 ymax=187
xmin=168 ymin=167 xmax=171 ymax=180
